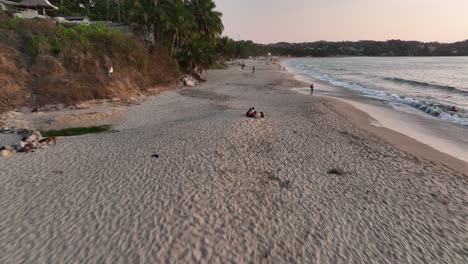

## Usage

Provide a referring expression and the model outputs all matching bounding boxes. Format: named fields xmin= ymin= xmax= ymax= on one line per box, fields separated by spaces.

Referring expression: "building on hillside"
xmin=2 ymin=0 xmax=58 ymax=19
xmin=55 ymin=16 xmax=91 ymax=25
xmin=0 ymin=0 xmax=19 ymax=11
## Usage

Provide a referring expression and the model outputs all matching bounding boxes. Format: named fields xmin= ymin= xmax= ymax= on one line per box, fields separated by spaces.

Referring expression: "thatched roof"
xmin=0 ymin=0 xmax=20 ymax=6
xmin=17 ymin=0 xmax=58 ymax=9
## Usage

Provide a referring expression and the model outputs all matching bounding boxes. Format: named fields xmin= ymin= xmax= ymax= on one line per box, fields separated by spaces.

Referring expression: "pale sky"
xmin=214 ymin=0 xmax=468 ymax=44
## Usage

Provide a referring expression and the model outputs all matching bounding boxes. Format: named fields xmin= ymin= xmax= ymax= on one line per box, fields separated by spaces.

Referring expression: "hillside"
xmin=0 ymin=14 xmax=180 ymax=113
xmin=268 ymin=40 xmax=468 ymax=57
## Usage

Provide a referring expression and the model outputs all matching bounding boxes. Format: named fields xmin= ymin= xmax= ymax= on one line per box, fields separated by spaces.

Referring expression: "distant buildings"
xmin=0 ymin=0 xmax=58 ymax=18
xmin=55 ymin=16 xmax=91 ymax=25
xmin=0 ymin=0 xmax=94 ymax=26
xmin=0 ymin=0 xmax=18 ymax=12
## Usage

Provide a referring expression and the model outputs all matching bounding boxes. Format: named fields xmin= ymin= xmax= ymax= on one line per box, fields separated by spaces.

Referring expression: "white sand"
xmin=0 ymin=60 xmax=467 ymax=263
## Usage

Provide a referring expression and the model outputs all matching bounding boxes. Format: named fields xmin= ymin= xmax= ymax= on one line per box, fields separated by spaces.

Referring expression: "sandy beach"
xmin=1 ymin=60 xmax=467 ymax=263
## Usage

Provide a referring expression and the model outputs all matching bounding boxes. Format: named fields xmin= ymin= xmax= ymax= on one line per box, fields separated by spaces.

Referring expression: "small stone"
xmin=0 ymin=149 xmax=14 ymax=157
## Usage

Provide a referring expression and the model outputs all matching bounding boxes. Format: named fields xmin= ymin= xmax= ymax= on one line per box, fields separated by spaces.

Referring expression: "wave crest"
xmin=384 ymin=77 xmax=468 ymax=95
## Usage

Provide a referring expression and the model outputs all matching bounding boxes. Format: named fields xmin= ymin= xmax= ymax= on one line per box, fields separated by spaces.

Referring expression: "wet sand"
xmin=0 ymin=60 xmax=467 ymax=263
xmin=289 ymin=68 xmax=468 ymax=165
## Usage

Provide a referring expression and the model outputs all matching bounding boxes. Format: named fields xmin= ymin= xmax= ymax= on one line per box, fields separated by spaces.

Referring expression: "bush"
xmin=0 ymin=17 xmax=147 ymax=68
xmin=26 ymin=34 xmax=50 ymax=59
xmin=0 ymin=16 xmax=180 ymax=113
xmin=41 ymin=125 xmax=112 ymax=137
xmin=53 ymin=23 xmax=148 ymax=70
xmin=210 ymin=61 xmax=226 ymax=70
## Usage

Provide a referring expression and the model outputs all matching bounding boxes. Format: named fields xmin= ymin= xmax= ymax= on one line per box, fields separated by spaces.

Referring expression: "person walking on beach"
xmin=310 ymin=83 xmax=314 ymax=92
xmin=252 ymin=67 xmax=256 ymax=75
xmin=241 ymin=62 xmax=245 ymax=70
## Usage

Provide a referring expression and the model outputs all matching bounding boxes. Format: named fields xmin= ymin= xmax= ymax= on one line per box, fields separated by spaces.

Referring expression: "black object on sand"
xmin=151 ymin=153 xmax=160 ymax=158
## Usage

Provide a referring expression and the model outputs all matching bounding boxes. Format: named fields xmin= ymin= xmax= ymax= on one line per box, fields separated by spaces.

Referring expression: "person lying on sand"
xmin=16 ymin=137 xmax=33 ymax=153
xmin=246 ymin=107 xmax=265 ymax=118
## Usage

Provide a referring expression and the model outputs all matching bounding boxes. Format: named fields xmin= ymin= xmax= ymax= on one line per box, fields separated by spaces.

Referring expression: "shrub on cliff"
xmin=0 ymin=13 xmax=179 ymax=112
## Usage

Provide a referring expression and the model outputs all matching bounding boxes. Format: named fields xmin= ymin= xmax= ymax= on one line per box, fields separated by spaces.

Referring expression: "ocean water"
xmin=285 ymin=57 xmax=468 ymax=126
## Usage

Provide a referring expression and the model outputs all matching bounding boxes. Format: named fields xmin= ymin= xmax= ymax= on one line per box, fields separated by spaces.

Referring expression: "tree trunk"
xmin=106 ymin=0 xmax=109 ymax=21
xmin=117 ymin=1 xmax=121 ymax=23
xmin=60 ymin=0 xmax=64 ymax=15
xmin=144 ymin=24 xmax=155 ymax=46
xmin=175 ymin=32 xmax=180 ymax=54
xmin=121 ymin=0 xmax=126 ymax=21
xmin=170 ymin=31 xmax=177 ymax=58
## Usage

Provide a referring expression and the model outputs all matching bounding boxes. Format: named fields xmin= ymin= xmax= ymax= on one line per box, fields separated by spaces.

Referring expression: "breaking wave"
xmin=286 ymin=61 xmax=468 ymax=126
xmin=384 ymin=77 xmax=468 ymax=95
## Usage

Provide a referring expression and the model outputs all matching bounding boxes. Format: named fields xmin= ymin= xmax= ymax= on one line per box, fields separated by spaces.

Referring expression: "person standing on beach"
xmin=241 ymin=62 xmax=245 ymax=70
xmin=252 ymin=67 xmax=256 ymax=75
xmin=310 ymin=83 xmax=314 ymax=91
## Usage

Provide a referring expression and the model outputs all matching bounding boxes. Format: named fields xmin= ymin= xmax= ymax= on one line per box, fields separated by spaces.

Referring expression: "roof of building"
xmin=17 ymin=0 xmax=58 ymax=9
xmin=0 ymin=0 xmax=20 ymax=6
xmin=65 ymin=16 xmax=90 ymax=21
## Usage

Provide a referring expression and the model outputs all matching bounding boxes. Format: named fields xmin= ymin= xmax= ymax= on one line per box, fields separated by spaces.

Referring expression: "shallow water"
xmin=285 ymin=57 xmax=468 ymax=126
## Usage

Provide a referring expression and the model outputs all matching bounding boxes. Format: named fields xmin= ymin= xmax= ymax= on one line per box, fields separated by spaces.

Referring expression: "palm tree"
xmin=216 ymin=36 xmax=236 ymax=59
xmin=179 ymin=37 xmax=216 ymax=74
xmin=127 ymin=0 xmax=161 ymax=45
xmin=159 ymin=0 xmax=195 ymax=58
xmin=188 ymin=0 xmax=223 ymax=44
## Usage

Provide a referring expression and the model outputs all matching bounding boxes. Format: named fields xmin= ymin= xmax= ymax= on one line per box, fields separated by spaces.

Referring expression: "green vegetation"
xmin=2 ymin=1 xmax=466 ymax=66
xmin=0 ymin=16 xmax=146 ymax=66
xmin=217 ymin=39 xmax=468 ymax=58
xmin=41 ymin=125 xmax=112 ymax=137
xmin=216 ymin=38 xmax=268 ymax=60
xmin=210 ymin=61 xmax=226 ymax=70
xmin=0 ymin=12 xmax=179 ymax=112
xmin=46 ymin=0 xmax=225 ymax=73
xmin=265 ymin=40 xmax=468 ymax=57
xmin=55 ymin=23 xmax=149 ymax=68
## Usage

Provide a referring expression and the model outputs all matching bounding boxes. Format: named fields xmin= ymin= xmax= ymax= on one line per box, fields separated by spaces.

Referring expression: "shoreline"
xmin=283 ymin=60 xmax=468 ymax=170
xmin=327 ymin=97 xmax=468 ymax=173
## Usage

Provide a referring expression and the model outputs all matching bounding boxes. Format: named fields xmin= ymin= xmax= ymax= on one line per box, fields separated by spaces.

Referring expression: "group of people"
xmin=240 ymin=58 xmax=288 ymax=74
xmin=0 ymin=131 xmax=56 ymax=157
xmin=246 ymin=107 xmax=265 ymax=119
xmin=240 ymin=62 xmax=256 ymax=75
